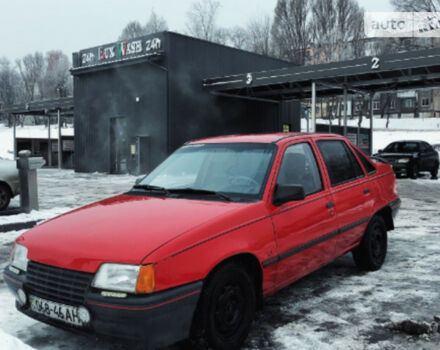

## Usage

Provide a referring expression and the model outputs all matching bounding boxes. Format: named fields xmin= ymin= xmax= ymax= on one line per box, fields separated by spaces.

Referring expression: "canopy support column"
xmin=57 ymin=109 xmax=62 ymax=169
xmin=48 ymin=116 xmax=52 ymax=167
xmin=343 ymin=87 xmax=348 ymax=137
xmin=369 ymin=92 xmax=374 ymax=155
xmin=13 ymin=115 xmax=17 ymax=158
xmin=311 ymin=81 xmax=316 ymax=133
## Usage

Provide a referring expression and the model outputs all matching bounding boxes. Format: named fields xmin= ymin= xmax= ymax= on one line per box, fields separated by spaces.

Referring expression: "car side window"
xmin=277 ymin=142 xmax=323 ymax=196
xmin=317 ymin=140 xmax=364 ymax=186
xmin=353 ymin=148 xmax=376 ymax=175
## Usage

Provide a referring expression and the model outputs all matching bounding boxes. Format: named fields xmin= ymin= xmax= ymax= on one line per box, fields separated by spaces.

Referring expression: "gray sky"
xmin=0 ymin=0 xmax=392 ymax=62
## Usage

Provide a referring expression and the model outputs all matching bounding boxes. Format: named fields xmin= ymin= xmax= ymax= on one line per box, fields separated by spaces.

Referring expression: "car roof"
xmin=388 ymin=140 xmax=425 ymax=144
xmin=189 ymin=132 xmax=342 ymax=144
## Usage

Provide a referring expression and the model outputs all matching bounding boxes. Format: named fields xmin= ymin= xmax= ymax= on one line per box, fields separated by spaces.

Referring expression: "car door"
xmin=269 ymin=140 xmax=338 ymax=289
xmin=315 ymin=139 xmax=374 ymax=255
xmin=421 ymin=142 xmax=437 ymax=171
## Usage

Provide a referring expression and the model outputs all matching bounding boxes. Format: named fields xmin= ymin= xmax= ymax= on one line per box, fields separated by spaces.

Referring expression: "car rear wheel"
xmin=0 ymin=183 xmax=11 ymax=211
xmin=352 ymin=216 xmax=387 ymax=271
xmin=409 ymin=163 xmax=418 ymax=179
xmin=431 ymin=163 xmax=439 ymax=180
xmin=191 ymin=263 xmax=256 ymax=350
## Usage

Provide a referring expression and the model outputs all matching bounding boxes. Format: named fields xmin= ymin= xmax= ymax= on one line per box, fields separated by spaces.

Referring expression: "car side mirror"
xmin=273 ymin=184 xmax=305 ymax=206
xmin=378 ymin=149 xmax=383 ymax=153
xmin=135 ymin=177 xmax=142 ymax=185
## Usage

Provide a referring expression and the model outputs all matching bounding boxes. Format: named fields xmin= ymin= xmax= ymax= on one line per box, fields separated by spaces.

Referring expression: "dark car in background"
xmin=375 ymin=140 xmax=439 ymax=179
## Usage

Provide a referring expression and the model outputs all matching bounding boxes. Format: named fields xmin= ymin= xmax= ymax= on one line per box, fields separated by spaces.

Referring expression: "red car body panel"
xmin=15 ymin=133 xmax=399 ymax=297
xmin=17 ymin=195 xmax=250 ymax=274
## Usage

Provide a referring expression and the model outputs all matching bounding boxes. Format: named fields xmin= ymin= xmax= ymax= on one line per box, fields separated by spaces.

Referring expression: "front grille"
xmin=26 ymin=261 xmax=94 ymax=305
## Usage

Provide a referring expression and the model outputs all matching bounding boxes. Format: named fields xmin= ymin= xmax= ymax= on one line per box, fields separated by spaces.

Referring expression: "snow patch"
xmin=0 ymin=328 xmax=35 ymax=350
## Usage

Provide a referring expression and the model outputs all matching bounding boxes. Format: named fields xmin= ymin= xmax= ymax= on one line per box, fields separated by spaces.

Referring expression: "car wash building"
xmin=71 ymin=32 xmax=298 ymax=174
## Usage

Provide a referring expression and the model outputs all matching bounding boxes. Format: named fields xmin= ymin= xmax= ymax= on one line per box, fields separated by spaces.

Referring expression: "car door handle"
xmin=364 ymin=188 xmax=370 ymax=194
xmin=326 ymin=202 xmax=334 ymax=209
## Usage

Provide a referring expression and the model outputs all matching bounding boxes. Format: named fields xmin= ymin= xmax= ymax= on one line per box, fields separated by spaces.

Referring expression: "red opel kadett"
xmin=4 ymin=133 xmax=400 ymax=349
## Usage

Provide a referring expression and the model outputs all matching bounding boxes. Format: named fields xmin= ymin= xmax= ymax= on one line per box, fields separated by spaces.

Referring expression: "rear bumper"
xmin=4 ymin=267 xmax=202 ymax=348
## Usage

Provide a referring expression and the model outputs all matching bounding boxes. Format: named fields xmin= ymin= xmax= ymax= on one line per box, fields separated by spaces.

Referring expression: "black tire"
xmin=191 ymin=263 xmax=256 ymax=350
xmin=431 ymin=163 xmax=439 ymax=180
xmin=409 ymin=162 xmax=418 ymax=179
xmin=352 ymin=216 xmax=387 ymax=271
xmin=0 ymin=183 xmax=11 ymax=211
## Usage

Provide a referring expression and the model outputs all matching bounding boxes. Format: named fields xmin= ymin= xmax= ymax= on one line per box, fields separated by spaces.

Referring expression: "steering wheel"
xmin=229 ymin=176 xmax=259 ymax=190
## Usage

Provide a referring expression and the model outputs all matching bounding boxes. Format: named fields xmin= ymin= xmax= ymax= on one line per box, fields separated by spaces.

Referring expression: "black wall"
xmin=167 ymin=33 xmax=295 ymax=153
xmin=72 ymin=32 xmax=298 ymax=173
xmin=73 ymin=58 xmax=168 ymax=173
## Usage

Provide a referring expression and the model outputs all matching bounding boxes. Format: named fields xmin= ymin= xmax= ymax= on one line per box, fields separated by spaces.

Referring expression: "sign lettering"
xmin=80 ymin=37 xmax=162 ymax=67
xmin=146 ymin=38 xmax=161 ymax=52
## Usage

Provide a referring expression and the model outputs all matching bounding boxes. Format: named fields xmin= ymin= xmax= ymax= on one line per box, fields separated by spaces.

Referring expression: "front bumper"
xmin=391 ymin=163 xmax=410 ymax=175
xmin=4 ymin=266 xmax=202 ymax=349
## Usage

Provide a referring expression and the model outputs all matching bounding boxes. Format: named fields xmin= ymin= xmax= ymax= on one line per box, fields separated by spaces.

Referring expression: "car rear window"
xmin=317 ymin=140 xmax=364 ymax=186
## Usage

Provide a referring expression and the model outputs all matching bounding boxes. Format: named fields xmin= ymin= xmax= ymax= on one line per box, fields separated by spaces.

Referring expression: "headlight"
xmin=92 ymin=263 xmax=155 ymax=294
xmin=10 ymin=244 xmax=29 ymax=272
xmin=398 ymin=158 xmax=410 ymax=163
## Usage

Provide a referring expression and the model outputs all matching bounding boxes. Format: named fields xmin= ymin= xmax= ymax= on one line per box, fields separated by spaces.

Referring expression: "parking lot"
xmin=0 ymin=169 xmax=439 ymax=350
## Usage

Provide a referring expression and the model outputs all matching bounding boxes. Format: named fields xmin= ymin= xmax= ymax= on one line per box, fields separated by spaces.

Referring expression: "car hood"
xmin=17 ymin=194 xmax=248 ymax=273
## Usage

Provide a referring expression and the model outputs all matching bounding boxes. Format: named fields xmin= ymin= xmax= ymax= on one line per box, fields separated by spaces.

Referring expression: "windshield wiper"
xmin=133 ymin=184 xmax=169 ymax=194
xmin=167 ymin=188 xmax=232 ymax=201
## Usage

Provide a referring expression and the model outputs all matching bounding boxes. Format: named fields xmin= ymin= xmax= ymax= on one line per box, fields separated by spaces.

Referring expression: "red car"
xmin=4 ymin=133 xmax=400 ymax=350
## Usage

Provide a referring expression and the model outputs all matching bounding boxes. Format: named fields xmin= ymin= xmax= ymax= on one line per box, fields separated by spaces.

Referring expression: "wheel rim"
xmin=371 ymin=226 xmax=386 ymax=264
xmin=214 ymin=284 xmax=245 ymax=338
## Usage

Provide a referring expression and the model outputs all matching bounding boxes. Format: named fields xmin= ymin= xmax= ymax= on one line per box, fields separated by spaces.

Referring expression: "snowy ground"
xmin=0 ymin=169 xmax=439 ymax=349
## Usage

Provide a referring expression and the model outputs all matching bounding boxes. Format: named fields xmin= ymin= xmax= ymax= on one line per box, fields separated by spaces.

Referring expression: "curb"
xmin=0 ymin=220 xmax=41 ymax=233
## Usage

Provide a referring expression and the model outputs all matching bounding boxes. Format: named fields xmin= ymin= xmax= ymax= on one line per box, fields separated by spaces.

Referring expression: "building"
xmin=70 ymin=32 xmax=298 ymax=174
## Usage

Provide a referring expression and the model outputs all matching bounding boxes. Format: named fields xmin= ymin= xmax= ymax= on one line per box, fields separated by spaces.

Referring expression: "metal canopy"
xmin=203 ymin=48 xmax=440 ymax=100
xmin=2 ymin=97 xmax=74 ymax=116
xmin=1 ymin=97 xmax=74 ymax=169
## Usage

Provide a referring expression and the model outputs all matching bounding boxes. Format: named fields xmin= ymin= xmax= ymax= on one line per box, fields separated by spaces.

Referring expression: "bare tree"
xmin=310 ymin=0 xmax=364 ymax=63
xmin=16 ymin=52 xmax=44 ymax=102
xmin=271 ymin=0 xmax=312 ymax=65
xmin=144 ymin=10 xmax=168 ymax=34
xmin=185 ymin=0 xmax=225 ymax=43
xmin=391 ymin=0 xmax=440 ymax=11
xmin=40 ymin=50 xmax=71 ymax=99
xmin=0 ymin=58 xmax=23 ymax=126
xmin=247 ymin=15 xmax=273 ymax=56
xmin=227 ymin=26 xmax=249 ymax=49
xmin=119 ymin=20 xmax=147 ymax=40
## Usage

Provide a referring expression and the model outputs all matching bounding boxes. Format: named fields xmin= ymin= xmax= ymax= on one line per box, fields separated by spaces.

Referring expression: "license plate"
xmin=29 ymin=295 xmax=83 ymax=327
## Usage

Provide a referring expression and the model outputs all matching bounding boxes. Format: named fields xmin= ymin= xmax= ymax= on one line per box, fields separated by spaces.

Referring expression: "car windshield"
xmin=138 ymin=143 xmax=276 ymax=201
xmin=384 ymin=142 xmax=420 ymax=153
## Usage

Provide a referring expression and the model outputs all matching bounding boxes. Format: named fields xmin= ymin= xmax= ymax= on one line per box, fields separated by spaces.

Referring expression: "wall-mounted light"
xmin=135 ymin=97 xmax=140 ymax=102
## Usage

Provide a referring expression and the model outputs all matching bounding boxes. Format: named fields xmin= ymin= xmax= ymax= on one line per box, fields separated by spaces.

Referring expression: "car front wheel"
xmin=352 ymin=216 xmax=387 ymax=271
xmin=0 ymin=184 xmax=11 ymax=211
xmin=192 ymin=263 xmax=256 ymax=350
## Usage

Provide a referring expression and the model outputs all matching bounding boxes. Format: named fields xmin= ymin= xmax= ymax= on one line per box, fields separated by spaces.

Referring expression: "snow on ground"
xmin=0 ymin=170 xmax=439 ymax=349
xmin=3 ymin=169 xmax=136 ymax=226
xmin=0 ymin=327 xmax=35 ymax=350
